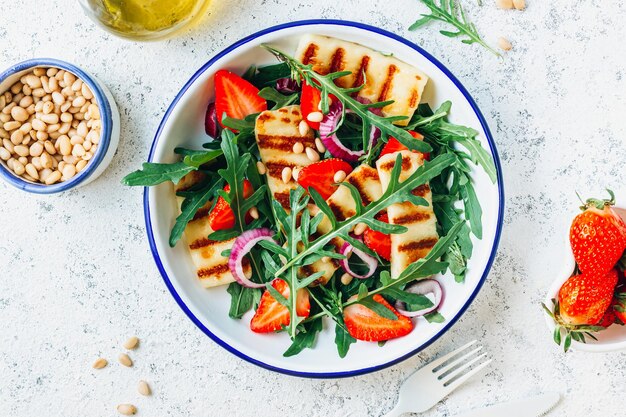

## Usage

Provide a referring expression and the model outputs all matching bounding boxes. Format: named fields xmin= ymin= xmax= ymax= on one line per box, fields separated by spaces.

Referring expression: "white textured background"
xmin=1 ymin=0 xmax=626 ymax=416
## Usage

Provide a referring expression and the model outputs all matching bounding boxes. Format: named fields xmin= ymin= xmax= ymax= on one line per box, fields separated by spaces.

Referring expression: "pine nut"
xmin=292 ymin=141 xmax=304 ymax=154
xmin=48 ymin=76 xmax=58 ymax=92
xmin=65 ymin=154 xmax=79 ymax=164
xmin=33 ymin=68 xmax=46 ymax=77
xmin=25 ymin=163 xmax=38 ymax=179
xmin=11 ymin=130 xmax=24 ymax=145
xmin=92 ymin=358 xmax=108 ymax=369
xmin=256 ymin=161 xmax=266 ymax=175
xmin=31 ymin=156 xmax=42 ymax=170
xmin=281 ymin=166 xmax=292 ymax=184
xmin=51 ymin=91 xmax=65 ymax=105
xmin=39 ymin=168 xmax=52 ymax=182
xmin=123 ymin=336 xmax=139 ymax=350
xmin=70 ymin=135 xmax=84 ymax=145
xmin=2 ymin=102 xmax=15 ymax=115
xmin=12 ymin=159 xmax=25 ymax=175
xmin=249 ymin=207 xmax=259 ymax=220
xmin=138 ymin=380 xmax=151 ymax=396
xmin=44 ymin=170 xmax=61 ymax=184
xmin=46 ymin=68 xmax=58 ymax=77
xmin=298 ymin=120 xmax=310 ymax=137
xmin=2 ymin=139 xmax=11 ymax=152
xmin=292 ymin=167 xmax=300 ymax=181
xmin=62 ymin=163 xmax=76 ymax=179
xmin=354 ymin=222 xmax=367 ymax=236
xmin=118 ymin=353 xmax=133 ymax=367
xmin=18 ymin=156 xmax=27 ymax=165
xmin=72 ymin=143 xmax=86 ymax=157
xmin=315 ymin=138 xmax=326 ymax=153
xmin=495 ymin=0 xmax=513 ymax=8
xmin=35 ymin=130 xmax=48 ymax=141
xmin=40 ymin=152 xmax=53 ymax=169
xmin=305 ymin=147 xmax=320 ymax=162
xmin=498 ymin=37 xmax=513 ymax=51
xmin=76 ymin=159 xmax=88 ymax=172
xmin=41 ymin=76 xmax=51 ymax=94
xmin=81 ymin=84 xmax=94 ymax=100
xmin=513 ymin=0 xmax=525 ymax=9
xmin=10 ymin=82 xmax=23 ymax=95
xmin=14 ymin=145 xmax=28 ymax=157
xmin=86 ymin=130 xmax=100 ymax=144
xmin=116 ymin=404 xmax=137 ymax=415
xmin=40 ymin=113 xmax=58 ymax=125
xmin=333 ymin=170 xmax=347 ymax=183
xmin=0 ymin=147 xmax=10 ymax=160
xmin=306 ymin=111 xmax=323 ymax=123
xmin=24 ymin=74 xmax=42 ymax=88
xmin=341 ymin=273 xmax=353 ymax=285
xmin=31 ymin=119 xmax=46 ymax=131
xmin=29 ymin=142 xmax=43 ymax=157
xmin=4 ymin=121 xmax=20 ymax=131
xmin=19 ymin=96 xmax=33 ymax=109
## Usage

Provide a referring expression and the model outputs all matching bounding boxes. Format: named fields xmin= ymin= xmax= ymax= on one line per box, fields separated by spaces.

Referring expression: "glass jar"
xmin=78 ymin=0 xmax=211 ymax=41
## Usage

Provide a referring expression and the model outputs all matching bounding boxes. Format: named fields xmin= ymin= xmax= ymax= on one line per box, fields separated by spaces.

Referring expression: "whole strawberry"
xmin=570 ymin=190 xmax=626 ymax=278
xmin=558 ymin=269 xmax=618 ymax=325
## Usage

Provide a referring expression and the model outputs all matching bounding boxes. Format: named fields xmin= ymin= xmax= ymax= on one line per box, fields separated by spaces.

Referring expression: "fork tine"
xmin=425 ymin=340 xmax=477 ymax=372
xmin=441 ymin=353 xmax=488 ymax=384
xmin=443 ymin=357 xmax=492 ymax=393
xmin=435 ymin=345 xmax=483 ymax=377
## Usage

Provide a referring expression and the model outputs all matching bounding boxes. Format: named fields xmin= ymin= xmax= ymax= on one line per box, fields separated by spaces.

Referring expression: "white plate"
xmin=144 ymin=20 xmax=504 ymax=377
xmin=543 ymin=202 xmax=626 ymax=352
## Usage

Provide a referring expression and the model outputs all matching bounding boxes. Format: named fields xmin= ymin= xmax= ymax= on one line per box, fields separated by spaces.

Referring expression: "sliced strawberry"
xmin=300 ymin=81 xmax=322 ymax=130
xmin=208 ymin=179 xmax=254 ymax=231
xmin=214 ymin=70 xmax=267 ymax=129
xmin=363 ymin=213 xmax=392 ymax=261
xmin=297 ymin=158 xmax=353 ymax=200
xmin=380 ymin=131 xmax=429 ymax=160
xmin=343 ymin=294 xmax=413 ymax=342
xmin=250 ymin=279 xmax=310 ymax=333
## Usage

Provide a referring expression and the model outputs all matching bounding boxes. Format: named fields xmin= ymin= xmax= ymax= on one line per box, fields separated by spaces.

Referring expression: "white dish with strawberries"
xmin=544 ymin=191 xmax=626 ymax=353
xmin=133 ymin=21 xmax=504 ymax=377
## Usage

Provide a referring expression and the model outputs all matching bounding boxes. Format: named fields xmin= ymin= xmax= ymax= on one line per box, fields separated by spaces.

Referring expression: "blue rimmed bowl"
xmin=144 ymin=20 xmax=504 ymax=377
xmin=0 ymin=58 xmax=120 ymax=194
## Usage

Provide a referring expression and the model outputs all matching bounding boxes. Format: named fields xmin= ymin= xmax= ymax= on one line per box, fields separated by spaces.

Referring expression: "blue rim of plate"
xmin=0 ymin=58 xmax=113 ymax=194
xmin=143 ymin=19 xmax=505 ymax=378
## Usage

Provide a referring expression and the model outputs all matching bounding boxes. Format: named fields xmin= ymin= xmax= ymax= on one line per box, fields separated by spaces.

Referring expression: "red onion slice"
xmin=395 ymin=279 xmax=443 ymax=317
xmin=275 ymin=77 xmax=300 ymax=94
xmin=340 ymin=240 xmax=378 ymax=279
xmin=228 ymin=228 xmax=276 ymax=288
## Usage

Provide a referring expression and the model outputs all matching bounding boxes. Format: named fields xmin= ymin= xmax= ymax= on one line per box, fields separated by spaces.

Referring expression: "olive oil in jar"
xmin=81 ymin=0 xmax=210 ymax=40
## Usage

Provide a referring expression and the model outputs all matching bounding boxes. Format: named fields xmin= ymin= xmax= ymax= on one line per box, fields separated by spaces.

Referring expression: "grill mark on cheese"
xmin=412 ymin=184 xmax=430 ymax=197
xmin=281 ymin=117 xmax=291 ymax=123
xmin=329 ymin=48 xmax=346 ymax=73
xmin=328 ymin=201 xmax=353 ymax=221
xmin=377 ymin=64 xmax=398 ymax=102
xmin=278 ymin=108 xmax=288 ymax=113
xmin=393 ymin=212 xmax=430 ymax=225
xmin=346 ymin=176 xmax=373 ymax=205
xmin=275 ymin=191 xmax=291 ymax=208
xmin=265 ymin=161 xmax=297 ymax=179
xmin=189 ymin=237 xmax=219 ymax=250
xmin=302 ymin=44 xmax=319 ymax=65
xmin=380 ymin=155 xmax=412 ymax=171
xmin=197 ymin=264 xmax=229 ymax=278
xmin=258 ymin=113 xmax=275 ymax=123
xmin=399 ymin=238 xmax=438 ymax=252
xmin=353 ymin=56 xmax=370 ymax=89
xmin=257 ymin=134 xmax=316 ymax=151
xmin=192 ymin=207 xmax=211 ymax=221
xmin=409 ymin=88 xmax=419 ymax=108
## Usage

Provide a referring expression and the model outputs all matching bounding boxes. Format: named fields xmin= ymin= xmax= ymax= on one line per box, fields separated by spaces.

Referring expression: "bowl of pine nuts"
xmin=0 ymin=58 xmax=120 ymax=193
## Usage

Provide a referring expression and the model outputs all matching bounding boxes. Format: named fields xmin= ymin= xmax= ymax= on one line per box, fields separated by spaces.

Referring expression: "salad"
xmin=124 ymin=34 xmax=496 ymax=357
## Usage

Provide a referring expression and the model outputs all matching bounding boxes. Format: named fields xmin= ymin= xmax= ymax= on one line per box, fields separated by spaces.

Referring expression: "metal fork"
xmin=383 ymin=340 xmax=492 ymax=417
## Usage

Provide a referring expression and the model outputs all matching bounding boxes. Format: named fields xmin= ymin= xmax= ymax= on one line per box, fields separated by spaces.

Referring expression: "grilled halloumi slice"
xmin=295 ymin=34 xmax=429 ymax=127
xmin=255 ymin=105 xmax=315 ymax=209
xmin=175 ymin=172 xmax=250 ymax=288
xmin=376 ymin=151 xmax=438 ymax=278
xmin=306 ymin=165 xmax=384 ymax=285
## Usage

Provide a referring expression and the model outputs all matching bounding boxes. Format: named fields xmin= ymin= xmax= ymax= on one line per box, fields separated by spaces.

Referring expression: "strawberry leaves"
xmin=542 ymin=299 xmax=606 ymax=352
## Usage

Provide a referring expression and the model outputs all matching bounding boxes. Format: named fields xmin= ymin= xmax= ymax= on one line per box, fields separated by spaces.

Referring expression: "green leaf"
xmin=208 ymin=229 xmax=239 ymax=241
xmin=183 ymin=149 xmax=223 ymax=168
xmin=283 ymin=318 xmax=323 ymax=357
xmin=258 ymin=87 xmax=298 ymax=110
xmin=553 ymin=326 xmax=562 ymax=346
xmin=425 ymin=311 xmax=445 ymax=323
xmin=170 ymin=178 xmax=222 ymax=247
xmin=308 ymin=187 xmax=337 ymax=229
xmin=409 ymin=15 xmax=433 ymax=30
xmin=358 ymin=297 xmax=398 ymax=321
xmin=456 ymin=137 xmax=497 ymax=183
xmin=460 ymin=180 xmax=483 ymax=239
xmin=121 ymin=162 xmax=196 ymax=186
xmin=226 ymin=283 xmax=259 ymax=319
xmin=564 ymin=332 xmax=572 ymax=352
xmin=335 ymin=319 xmax=357 ymax=358
xmin=251 ymin=62 xmax=292 ymax=88
xmin=383 ymin=287 xmax=434 ymax=310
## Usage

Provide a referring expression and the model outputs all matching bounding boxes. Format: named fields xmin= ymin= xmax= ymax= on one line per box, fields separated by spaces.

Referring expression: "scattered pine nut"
xmin=118 ymin=353 xmax=133 ymax=367
xmin=333 ymin=170 xmax=346 ymax=183
xmin=137 ymin=380 xmax=151 ymax=396
xmin=92 ymin=358 xmax=108 ymax=369
xmin=281 ymin=166 xmax=292 ymax=184
xmin=498 ymin=37 xmax=513 ymax=51
xmin=341 ymin=273 xmax=353 ymax=285
xmin=292 ymin=167 xmax=301 ymax=181
xmin=116 ymin=404 xmax=137 ymax=415
xmin=256 ymin=161 xmax=266 ymax=175
xmin=298 ymin=120 xmax=309 ymax=136
xmin=353 ymin=223 xmax=367 ymax=236
xmin=306 ymin=111 xmax=323 ymax=123
xmin=315 ymin=138 xmax=326 ymax=153
xmin=513 ymin=0 xmax=525 ymax=9
xmin=292 ymin=141 xmax=304 ymax=154
xmin=305 ymin=147 xmax=320 ymax=162
xmin=495 ymin=0 xmax=513 ymax=8
xmin=249 ymin=206 xmax=259 ymax=220
xmin=123 ymin=336 xmax=139 ymax=350
xmin=321 ymin=256 xmax=331 ymax=263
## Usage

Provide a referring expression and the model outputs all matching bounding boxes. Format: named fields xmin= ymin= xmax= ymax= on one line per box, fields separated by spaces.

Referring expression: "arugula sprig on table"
xmin=410 ymin=0 xmax=500 ymax=57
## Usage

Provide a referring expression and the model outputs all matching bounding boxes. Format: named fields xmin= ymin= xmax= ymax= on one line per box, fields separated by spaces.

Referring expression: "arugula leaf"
xmin=283 ymin=318 xmax=323 ymax=357
xmin=121 ymin=162 xmax=196 ymax=186
xmin=258 ymin=87 xmax=298 ymax=110
xmin=170 ymin=177 xmax=223 ymax=247
xmin=410 ymin=0 xmax=500 ymax=57
xmin=226 ymin=283 xmax=260 ymax=319
xmin=358 ymin=297 xmax=398 ymax=321
xmin=334 ymin=318 xmax=357 ymax=358
xmin=183 ymin=149 xmax=223 ymax=168
xmin=250 ymin=62 xmax=292 ymax=88
xmin=425 ymin=311 xmax=445 ymax=323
